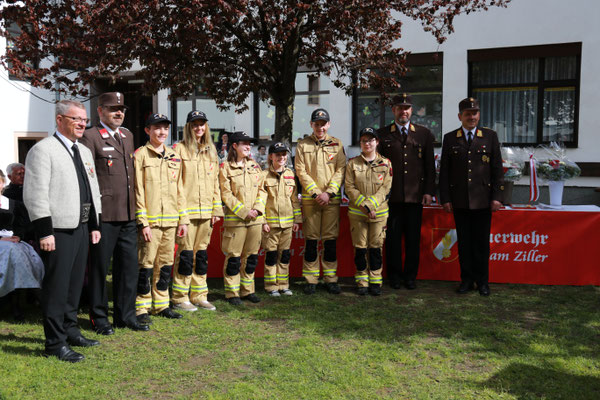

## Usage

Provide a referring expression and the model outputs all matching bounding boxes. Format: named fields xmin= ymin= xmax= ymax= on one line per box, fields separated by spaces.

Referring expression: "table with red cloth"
xmin=205 ymin=205 xmax=600 ymax=285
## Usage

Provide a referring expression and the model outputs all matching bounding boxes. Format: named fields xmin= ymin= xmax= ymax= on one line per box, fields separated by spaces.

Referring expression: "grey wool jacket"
xmin=24 ymin=134 xmax=102 ymax=238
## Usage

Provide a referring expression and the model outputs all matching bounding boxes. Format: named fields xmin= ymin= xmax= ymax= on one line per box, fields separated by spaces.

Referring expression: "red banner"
xmin=206 ymin=206 xmax=600 ymax=286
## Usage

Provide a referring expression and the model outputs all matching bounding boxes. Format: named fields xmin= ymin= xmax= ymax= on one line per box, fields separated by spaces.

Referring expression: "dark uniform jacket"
xmin=439 ymin=126 xmax=504 ymax=210
xmin=377 ymin=122 xmax=435 ymax=204
xmin=80 ymin=124 xmax=136 ymax=221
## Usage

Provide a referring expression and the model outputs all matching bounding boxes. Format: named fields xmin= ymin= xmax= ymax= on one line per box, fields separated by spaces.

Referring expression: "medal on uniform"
xmin=108 ymin=159 xmax=113 ymax=167
xmin=482 ymin=155 xmax=490 ymax=163
xmin=171 ymin=170 xmax=177 ymax=179
xmin=328 ymin=153 xmax=335 ymax=161
xmin=378 ymin=174 xmax=384 ymax=181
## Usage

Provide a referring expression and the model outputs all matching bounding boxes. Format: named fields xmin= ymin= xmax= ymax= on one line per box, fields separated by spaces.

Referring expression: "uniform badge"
xmin=171 ymin=170 xmax=177 ymax=179
xmin=328 ymin=153 xmax=335 ymax=161
xmin=477 ymin=129 xmax=483 ymax=137
xmin=107 ymin=159 xmax=113 ymax=167
xmin=99 ymin=128 xmax=110 ymax=139
xmin=482 ymin=155 xmax=490 ymax=163
xmin=377 ymin=174 xmax=384 ymax=181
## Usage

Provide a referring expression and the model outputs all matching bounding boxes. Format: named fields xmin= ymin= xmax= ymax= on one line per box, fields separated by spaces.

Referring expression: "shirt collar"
xmin=395 ymin=121 xmax=410 ymax=132
xmin=55 ymin=131 xmax=76 ymax=156
xmin=462 ymin=127 xmax=475 ymax=136
xmin=100 ymin=121 xmax=119 ymax=137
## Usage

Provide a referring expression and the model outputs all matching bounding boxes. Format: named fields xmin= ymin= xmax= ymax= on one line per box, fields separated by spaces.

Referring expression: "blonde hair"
xmin=182 ymin=120 xmax=213 ymax=154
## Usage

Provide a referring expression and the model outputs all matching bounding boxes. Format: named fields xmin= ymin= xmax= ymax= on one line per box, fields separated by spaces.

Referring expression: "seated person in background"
xmin=3 ymin=163 xmax=35 ymax=244
xmin=0 ymin=168 xmax=44 ymax=318
xmin=255 ymin=145 xmax=268 ymax=170
xmin=4 ymin=163 xmax=25 ymax=201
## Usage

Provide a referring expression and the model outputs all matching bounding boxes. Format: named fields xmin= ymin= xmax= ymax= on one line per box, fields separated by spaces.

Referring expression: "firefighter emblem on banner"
xmin=431 ymin=228 xmax=459 ymax=263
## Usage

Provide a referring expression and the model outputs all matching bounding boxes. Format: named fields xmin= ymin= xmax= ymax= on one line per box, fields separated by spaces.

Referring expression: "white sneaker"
xmin=268 ymin=290 xmax=281 ymax=297
xmin=280 ymin=289 xmax=293 ymax=296
xmin=193 ymin=300 xmax=216 ymax=311
xmin=172 ymin=301 xmax=197 ymax=312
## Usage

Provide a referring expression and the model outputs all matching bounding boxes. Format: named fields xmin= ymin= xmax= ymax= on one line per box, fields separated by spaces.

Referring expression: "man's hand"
xmin=292 ymin=223 xmax=300 ymax=232
xmin=177 ymin=224 xmax=188 ymax=237
xmin=211 ymin=216 xmax=221 ymax=226
xmin=40 ymin=235 xmax=56 ymax=251
xmin=90 ymin=230 xmax=101 ymax=244
xmin=315 ymin=192 xmax=330 ymax=206
xmin=491 ymin=200 xmax=502 ymax=212
xmin=442 ymin=202 xmax=453 ymax=213
xmin=422 ymin=194 xmax=433 ymax=206
xmin=141 ymin=226 xmax=152 ymax=242
xmin=262 ymin=223 xmax=271 ymax=233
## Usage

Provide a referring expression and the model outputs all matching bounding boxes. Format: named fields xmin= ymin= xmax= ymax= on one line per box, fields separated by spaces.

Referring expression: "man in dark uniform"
xmin=377 ymin=94 xmax=435 ymax=290
xmin=80 ymin=92 xmax=149 ymax=333
xmin=439 ymin=97 xmax=504 ymax=296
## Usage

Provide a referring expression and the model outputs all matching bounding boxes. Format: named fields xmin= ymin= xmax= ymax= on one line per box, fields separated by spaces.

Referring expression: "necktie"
xmin=401 ymin=127 xmax=407 ymax=144
xmin=71 ymin=143 xmax=90 ymax=198
xmin=467 ymin=132 xmax=473 ymax=145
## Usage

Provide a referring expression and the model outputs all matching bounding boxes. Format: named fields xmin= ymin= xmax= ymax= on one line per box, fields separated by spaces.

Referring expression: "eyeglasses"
xmin=61 ymin=115 xmax=90 ymax=124
xmin=360 ymin=138 xmax=376 ymax=144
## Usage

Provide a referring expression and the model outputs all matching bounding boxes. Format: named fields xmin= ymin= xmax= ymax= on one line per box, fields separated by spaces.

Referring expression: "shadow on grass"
xmin=241 ymin=278 xmax=600 ymax=361
xmin=482 ymin=363 xmax=600 ymax=399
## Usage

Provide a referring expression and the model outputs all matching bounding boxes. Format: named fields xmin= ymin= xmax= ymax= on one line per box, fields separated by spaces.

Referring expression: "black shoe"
xmin=457 ymin=281 xmax=475 ymax=294
xmin=136 ymin=314 xmax=152 ymax=325
xmin=390 ymin=281 xmax=402 ymax=290
xmin=241 ymin=293 xmax=261 ymax=303
xmin=326 ymin=283 xmax=341 ymax=294
xmin=156 ymin=307 xmax=183 ymax=319
xmin=67 ymin=335 xmax=100 ymax=348
xmin=478 ymin=283 xmax=491 ymax=297
xmin=93 ymin=324 xmax=114 ymax=336
xmin=303 ymin=284 xmax=316 ymax=295
xmin=227 ymin=297 xmax=242 ymax=305
xmin=404 ymin=280 xmax=417 ymax=290
xmin=114 ymin=321 xmax=150 ymax=331
xmin=44 ymin=345 xmax=84 ymax=363
xmin=369 ymin=285 xmax=382 ymax=296
xmin=357 ymin=287 xmax=368 ymax=296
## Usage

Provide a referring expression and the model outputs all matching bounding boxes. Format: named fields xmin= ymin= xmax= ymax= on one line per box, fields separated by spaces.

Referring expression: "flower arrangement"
xmin=535 ymin=142 xmax=581 ymax=181
xmin=536 ymin=159 xmax=581 ymax=181
xmin=501 ymin=147 xmax=524 ymax=182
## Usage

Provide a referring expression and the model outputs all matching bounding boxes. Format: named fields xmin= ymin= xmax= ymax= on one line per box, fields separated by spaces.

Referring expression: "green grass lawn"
xmin=1 ymin=279 xmax=599 ymax=399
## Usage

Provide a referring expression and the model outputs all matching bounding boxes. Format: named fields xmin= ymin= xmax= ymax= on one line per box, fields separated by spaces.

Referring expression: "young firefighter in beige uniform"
xmin=219 ymin=131 xmax=267 ymax=305
xmin=295 ymin=108 xmax=346 ymax=295
xmin=345 ymin=128 xmax=393 ymax=296
xmin=262 ymin=142 xmax=302 ymax=297
xmin=134 ymin=113 xmax=189 ymax=322
xmin=171 ymin=111 xmax=223 ymax=312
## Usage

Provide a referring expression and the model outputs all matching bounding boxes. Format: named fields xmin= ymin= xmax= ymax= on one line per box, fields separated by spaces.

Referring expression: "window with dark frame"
xmin=352 ymin=52 xmax=443 ymax=145
xmin=170 ymin=87 xmax=237 ymax=145
xmin=468 ymin=42 xmax=581 ymax=147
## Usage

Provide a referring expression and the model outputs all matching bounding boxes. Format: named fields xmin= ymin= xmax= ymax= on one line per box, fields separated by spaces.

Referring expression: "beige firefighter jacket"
xmin=295 ymin=133 xmax=346 ymax=204
xmin=219 ymin=158 xmax=267 ymax=227
xmin=262 ymin=166 xmax=302 ymax=228
xmin=173 ymin=142 xmax=223 ymax=220
xmin=135 ymin=142 xmax=190 ymax=228
xmin=344 ymin=153 xmax=393 ymax=222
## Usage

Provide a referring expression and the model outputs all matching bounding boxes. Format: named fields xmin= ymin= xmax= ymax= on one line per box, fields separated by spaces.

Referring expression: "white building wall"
xmin=2 ymin=0 xmax=599 ymax=185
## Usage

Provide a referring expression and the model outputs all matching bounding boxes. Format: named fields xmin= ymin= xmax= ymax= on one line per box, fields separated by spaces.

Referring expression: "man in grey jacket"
xmin=24 ymin=99 xmax=102 ymax=363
